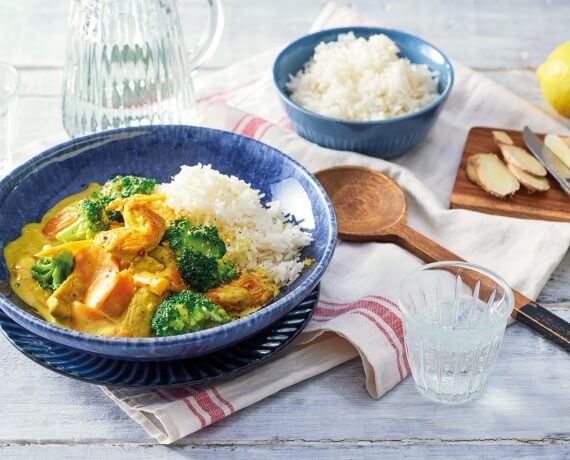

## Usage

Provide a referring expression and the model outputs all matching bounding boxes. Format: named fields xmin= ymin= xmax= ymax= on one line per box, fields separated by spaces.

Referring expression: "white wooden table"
xmin=1 ymin=1 xmax=569 ymax=458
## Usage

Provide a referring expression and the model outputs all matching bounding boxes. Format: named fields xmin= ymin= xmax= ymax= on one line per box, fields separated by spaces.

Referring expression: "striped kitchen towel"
xmin=101 ymin=2 xmax=570 ymax=444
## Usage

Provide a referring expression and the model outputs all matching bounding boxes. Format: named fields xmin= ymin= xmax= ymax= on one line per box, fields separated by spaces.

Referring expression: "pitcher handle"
xmin=187 ymin=0 xmax=224 ymax=72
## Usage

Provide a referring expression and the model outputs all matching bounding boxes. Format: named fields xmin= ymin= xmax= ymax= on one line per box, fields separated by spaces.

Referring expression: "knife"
xmin=523 ymin=126 xmax=570 ymax=197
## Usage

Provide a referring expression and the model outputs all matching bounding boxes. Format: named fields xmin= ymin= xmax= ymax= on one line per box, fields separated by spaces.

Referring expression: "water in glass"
xmin=399 ymin=262 xmax=514 ymax=404
xmin=62 ymin=0 xmax=223 ymax=137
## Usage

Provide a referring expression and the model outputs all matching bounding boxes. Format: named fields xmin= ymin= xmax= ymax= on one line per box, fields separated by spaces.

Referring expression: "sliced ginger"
xmin=544 ymin=134 xmax=570 ymax=169
xmin=492 ymin=130 xmax=514 ymax=146
xmin=506 ymin=163 xmax=550 ymax=192
xmin=467 ymin=153 xmax=520 ymax=198
xmin=498 ymin=143 xmax=547 ymax=177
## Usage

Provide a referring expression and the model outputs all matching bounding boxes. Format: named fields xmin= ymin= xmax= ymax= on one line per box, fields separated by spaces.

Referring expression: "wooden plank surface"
xmin=1 ymin=444 xmax=569 ymax=460
xmin=1 ymin=312 xmax=568 ymax=445
xmin=451 ymin=127 xmax=570 ymax=222
xmin=1 ymin=1 xmax=570 ymax=458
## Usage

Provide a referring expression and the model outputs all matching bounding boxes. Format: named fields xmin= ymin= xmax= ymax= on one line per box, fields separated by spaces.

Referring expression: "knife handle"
xmin=514 ymin=291 xmax=570 ymax=352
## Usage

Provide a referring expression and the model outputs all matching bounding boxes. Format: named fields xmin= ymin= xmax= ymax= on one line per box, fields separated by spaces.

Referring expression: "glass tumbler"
xmin=399 ymin=262 xmax=514 ymax=404
xmin=0 ymin=63 xmax=19 ymax=174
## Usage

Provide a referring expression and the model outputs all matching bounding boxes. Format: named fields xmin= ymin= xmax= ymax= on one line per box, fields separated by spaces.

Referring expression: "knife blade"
xmin=523 ymin=127 xmax=570 ymax=197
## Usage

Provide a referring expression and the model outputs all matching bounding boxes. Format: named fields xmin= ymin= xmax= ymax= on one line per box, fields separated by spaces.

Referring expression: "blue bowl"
xmin=273 ymin=26 xmax=454 ymax=158
xmin=0 ymin=126 xmax=337 ymax=361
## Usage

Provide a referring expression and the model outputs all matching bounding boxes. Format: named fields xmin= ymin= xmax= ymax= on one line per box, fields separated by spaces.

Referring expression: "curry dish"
xmin=4 ymin=175 xmax=280 ymax=338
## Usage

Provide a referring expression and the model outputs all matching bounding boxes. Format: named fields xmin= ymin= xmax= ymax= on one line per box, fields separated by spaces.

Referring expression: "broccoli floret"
xmin=163 ymin=220 xmax=237 ymax=291
xmin=151 ymin=290 xmax=231 ymax=336
xmin=31 ymin=250 xmax=74 ymax=290
xmin=55 ymin=199 xmax=109 ymax=242
xmin=217 ymin=259 xmax=237 ymax=285
xmin=176 ymin=249 xmax=219 ymax=291
xmin=175 ymin=249 xmax=237 ymax=292
xmin=95 ymin=175 xmax=156 ymax=205
xmin=163 ymin=220 xmax=226 ymax=259
xmin=106 ymin=210 xmax=123 ymax=223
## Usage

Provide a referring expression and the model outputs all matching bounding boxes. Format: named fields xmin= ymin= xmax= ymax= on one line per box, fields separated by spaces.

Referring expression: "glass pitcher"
xmin=62 ymin=0 xmax=223 ymax=137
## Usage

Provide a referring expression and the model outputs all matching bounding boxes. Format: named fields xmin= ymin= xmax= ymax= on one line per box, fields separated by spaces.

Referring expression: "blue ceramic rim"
xmin=0 ymin=285 xmax=319 ymax=386
xmin=272 ymin=26 xmax=455 ymax=126
xmin=0 ymin=125 xmax=337 ymax=349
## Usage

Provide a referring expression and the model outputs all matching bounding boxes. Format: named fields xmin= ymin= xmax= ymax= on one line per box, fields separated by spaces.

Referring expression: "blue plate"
xmin=0 ymin=125 xmax=336 ymax=360
xmin=273 ymin=26 xmax=454 ymax=158
xmin=0 ymin=285 xmax=318 ymax=387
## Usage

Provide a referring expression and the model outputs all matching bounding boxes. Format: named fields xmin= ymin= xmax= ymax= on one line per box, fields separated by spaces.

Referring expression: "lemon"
xmin=537 ymin=42 xmax=570 ymax=118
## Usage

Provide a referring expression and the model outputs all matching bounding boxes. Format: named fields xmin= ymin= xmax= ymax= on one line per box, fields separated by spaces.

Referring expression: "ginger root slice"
xmin=492 ymin=130 xmax=513 ymax=146
xmin=498 ymin=143 xmax=547 ymax=177
xmin=544 ymin=134 xmax=570 ymax=169
xmin=466 ymin=155 xmax=482 ymax=183
xmin=506 ymin=163 xmax=550 ymax=192
xmin=467 ymin=153 xmax=520 ymax=198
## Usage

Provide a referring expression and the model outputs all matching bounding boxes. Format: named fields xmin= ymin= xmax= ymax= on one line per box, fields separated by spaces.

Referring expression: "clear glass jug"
xmin=62 ymin=0 xmax=223 ymax=137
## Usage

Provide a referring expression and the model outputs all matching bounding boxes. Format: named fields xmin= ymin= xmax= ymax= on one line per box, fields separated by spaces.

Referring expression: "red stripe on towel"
xmin=240 ymin=116 xmax=268 ymax=138
xmin=353 ymin=310 xmax=405 ymax=380
xmin=192 ymin=390 xmax=226 ymax=424
xmin=230 ymin=114 xmax=252 ymax=133
xmin=370 ymin=295 xmax=400 ymax=310
xmin=256 ymin=122 xmax=273 ymax=140
xmin=212 ymin=387 xmax=235 ymax=413
xmin=314 ymin=297 xmax=409 ymax=375
xmin=167 ymin=388 xmax=207 ymax=428
xmin=317 ymin=298 xmax=404 ymax=340
xmin=368 ymin=296 xmax=411 ymax=373
xmin=173 ymin=387 xmax=227 ymax=425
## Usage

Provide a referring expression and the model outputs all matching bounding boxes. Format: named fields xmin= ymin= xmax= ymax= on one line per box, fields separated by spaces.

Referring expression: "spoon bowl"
xmin=315 ymin=165 xmax=570 ymax=351
xmin=315 ymin=166 xmax=407 ymax=239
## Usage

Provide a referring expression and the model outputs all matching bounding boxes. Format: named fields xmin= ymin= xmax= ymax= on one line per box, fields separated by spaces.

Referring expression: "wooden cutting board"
xmin=450 ymin=126 xmax=570 ymax=222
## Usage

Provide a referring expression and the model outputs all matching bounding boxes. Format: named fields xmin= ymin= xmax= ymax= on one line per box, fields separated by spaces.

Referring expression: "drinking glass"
xmin=399 ymin=261 xmax=514 ymax=404
xmin=62 ymin=0 xmax=224 ymax=137
xmin=0 ymin=63 xmax=18 ymax=174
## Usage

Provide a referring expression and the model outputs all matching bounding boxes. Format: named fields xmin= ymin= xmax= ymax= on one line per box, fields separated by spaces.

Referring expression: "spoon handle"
xmin=396 ymin=224 xmax=463 ymax=265
xmin=396 ymin=224 xmax=570 ymax=352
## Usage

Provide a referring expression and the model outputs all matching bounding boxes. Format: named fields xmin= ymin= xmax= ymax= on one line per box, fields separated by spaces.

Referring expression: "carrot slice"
xmin=98 ymin=271 xmax=135 ymax=318
xmin=70 ymin=302 xmax=117 ymax=335
xmin=84 ymin=271 xmax=135 ymax=318
xmin=74 ymin=244 xmax=133 ymax=317
xmin=83 ymin=272 xmax=119 ymax=310
xmin=133 ymin=273 xmax=170 ymax=296
xmin=74 ymin=244 xmax=120 ymax=287
xmin=43 ymin=206 xmax=78 ymax=239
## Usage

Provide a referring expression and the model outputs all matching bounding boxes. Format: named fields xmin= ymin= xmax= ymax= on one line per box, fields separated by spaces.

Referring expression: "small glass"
xmin=399 ymin=261 xmax=513 ymax=404
xmin=0 ymin=63 xmax=19 ymax=174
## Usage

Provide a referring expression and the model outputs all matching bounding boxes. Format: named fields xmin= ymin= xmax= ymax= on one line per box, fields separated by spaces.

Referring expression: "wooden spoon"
xmin=316 ymin=165 xmax=570 ymax=352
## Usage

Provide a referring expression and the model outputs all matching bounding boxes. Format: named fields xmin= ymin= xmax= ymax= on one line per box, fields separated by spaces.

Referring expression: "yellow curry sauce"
xmin=4 ymin=183 xmax=278 ymax=338
xmin=4 ymin=184 xmax=100 ymax=327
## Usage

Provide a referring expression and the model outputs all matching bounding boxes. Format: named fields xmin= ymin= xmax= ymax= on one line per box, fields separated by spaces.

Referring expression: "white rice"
xmin=286 ymin=32 xmax=439 ymax=121
xmin=158 ymin=164 xmax=313 ymax=287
